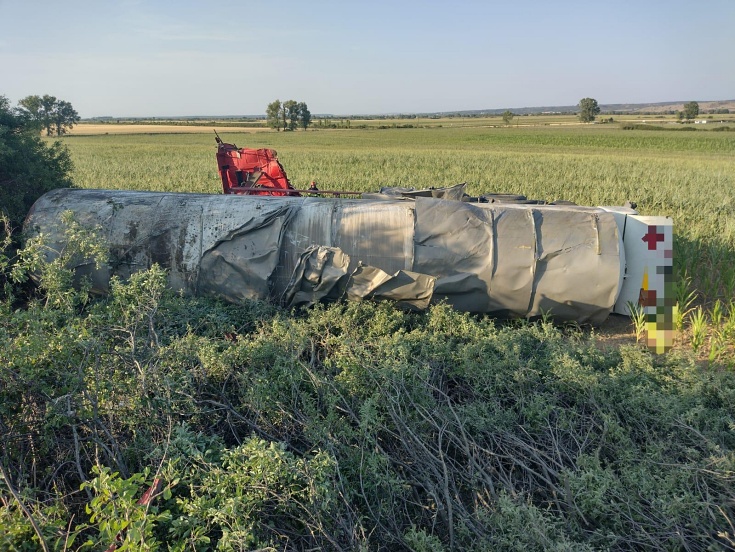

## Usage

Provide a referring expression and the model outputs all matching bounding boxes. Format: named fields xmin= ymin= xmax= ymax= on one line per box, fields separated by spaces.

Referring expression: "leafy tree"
xmin=0 ymin=95 xmax=74 ymax=236
xmin=283 ymin=99 xmax=299 ymax=131
xmin=39 ymin=95 xmax=58 ymax=135
xmin=17 ymin=94 xmax=80 ymax=136
xmin=52 ymin=100 xmax=80 ymax=136
xmin=502 ymin=110 xmax=514 ymax=125
xmin=17 ymin=94 xmax=43 ymax=130
xmin=266 ymin=99 xmax=282 ymax=131
xmin=297 ymin=101 xmax=311 ymax=130
xmin=683 ymin=101 xmax=699 ymax=120
xmin=578 ymin=97 xmax=600 ymax=122
xmin=266 ymin=99 xmax=312 ymax=131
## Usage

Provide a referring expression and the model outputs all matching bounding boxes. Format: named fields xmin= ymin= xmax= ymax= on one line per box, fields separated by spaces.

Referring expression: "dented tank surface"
xmin=24 ymin=188 xmax=624 ymax=323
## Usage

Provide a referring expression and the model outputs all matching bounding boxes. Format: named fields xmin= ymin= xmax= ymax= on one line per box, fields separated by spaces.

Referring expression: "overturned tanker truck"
xmin=24 ymin=136 xmax=674 ymax=348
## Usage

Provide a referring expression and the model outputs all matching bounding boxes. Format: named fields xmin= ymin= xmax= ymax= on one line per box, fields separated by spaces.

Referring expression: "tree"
xmin=297 ymin=102 xmax=311 ymax=130
xmin=17 ymin=95 xmax=80 ymax=136
xmin=502 ymin=110 xmax=514 ymax=125
xmin=265 ymin=99 xmax=312 ymax=131
xmin=578 ymin=97 xmax=600 ymax=123
xmin=17 ymin=95 xmax=43 ymax=130
xmin=683 ymin=101 xmax=699 ymax=120
xmin=283 ymin=100 xmax=299 ymax=131
xmin=266 ymin=100 xmax=282 ymax=131
xmin=0 ymin=95 xmax=74 ymax=236
xmin=52 ymin=100 xmax=80 ymax=136
xmin=40 ymin=94 xmax=58 ymax=135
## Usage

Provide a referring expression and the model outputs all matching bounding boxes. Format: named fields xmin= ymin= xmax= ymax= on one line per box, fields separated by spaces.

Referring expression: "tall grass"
xmin=58 ymin=125 xmax=735 ymax=303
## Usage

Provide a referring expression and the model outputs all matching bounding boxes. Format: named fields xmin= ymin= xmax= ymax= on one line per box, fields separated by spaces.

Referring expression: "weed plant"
xmin=1 ymin=224 xmax=734 ymax=550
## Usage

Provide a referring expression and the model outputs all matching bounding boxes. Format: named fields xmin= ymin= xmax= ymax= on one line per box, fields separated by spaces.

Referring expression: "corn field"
xmin=61 ymin=124 xmax=735 ymax=359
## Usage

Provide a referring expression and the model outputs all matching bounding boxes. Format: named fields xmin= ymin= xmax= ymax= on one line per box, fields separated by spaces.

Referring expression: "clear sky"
xmin=1 ymin=0 xmax=733 ymax=118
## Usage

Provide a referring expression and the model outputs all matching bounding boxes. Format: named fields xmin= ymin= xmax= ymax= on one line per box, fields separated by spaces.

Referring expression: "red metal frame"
xmin=215 ymin=133 xmax=362 ymax=198
xmin=216 ymin=135 xmax=297 ymax=196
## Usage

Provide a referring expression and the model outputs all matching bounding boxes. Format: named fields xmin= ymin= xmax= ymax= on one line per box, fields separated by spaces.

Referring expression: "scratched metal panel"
xmin=273 ymin=199 xmax=336 ymax=298
xmin=197 ymin=196 xmax=295 ymax=302
xmin=334 ymin=200 xmax=415 ymax=274
xmin=486 ymin=206 xmax=536 ymax=317
xmin=414 ymin=198 xmax=496 ymax=312
xmin=525 ymin=206 xmax=621 ymax=323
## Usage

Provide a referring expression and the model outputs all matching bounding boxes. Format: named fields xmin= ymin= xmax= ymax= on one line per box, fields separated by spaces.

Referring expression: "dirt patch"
xmin=592 ymin=313 xmax=637 ymax=349
xmin=68 ymin=124 xmax=268 ymax=135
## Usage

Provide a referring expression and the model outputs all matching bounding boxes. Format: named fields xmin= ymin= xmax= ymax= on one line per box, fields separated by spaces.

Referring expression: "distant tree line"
xmin=16 ymin=94 xmax=80 ymax=136
xmin=266 ymin=100 xmax=312 ymax=131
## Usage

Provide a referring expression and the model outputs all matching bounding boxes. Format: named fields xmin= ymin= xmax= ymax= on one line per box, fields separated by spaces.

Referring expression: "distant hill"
xmin=311 ymin=100 xmax=734 ymax=119
xmin=416 ymin=100 xmax=735 ymax=118
xmin=610 ymin=100 xmax=735 ymax=114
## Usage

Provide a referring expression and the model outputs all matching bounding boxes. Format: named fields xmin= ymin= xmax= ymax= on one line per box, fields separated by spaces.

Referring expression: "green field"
xmin=60 ymin=123 xmax=735 ymax=305
xmin=4 ymin=122 xmax=734 ymax=550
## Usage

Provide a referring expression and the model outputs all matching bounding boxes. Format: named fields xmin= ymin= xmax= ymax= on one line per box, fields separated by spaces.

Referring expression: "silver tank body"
xmin=24 ymin=188 xmax=624 ymax=323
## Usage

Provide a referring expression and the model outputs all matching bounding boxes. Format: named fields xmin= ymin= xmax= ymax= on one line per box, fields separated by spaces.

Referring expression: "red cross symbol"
xmin=642 ymin=226 xmax=665 ymax=250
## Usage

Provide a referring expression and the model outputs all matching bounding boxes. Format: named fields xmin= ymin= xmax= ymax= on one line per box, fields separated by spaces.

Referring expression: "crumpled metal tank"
xmin=24 ymin=188 xmax=626 ymax=323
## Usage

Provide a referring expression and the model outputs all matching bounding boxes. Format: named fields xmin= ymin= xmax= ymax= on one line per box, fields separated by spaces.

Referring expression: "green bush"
xmin=620 ymin=123 xmax=698 ymax=131
xmin=0 ymin=96 xmax=74 ymax=237
xmin=1 ymin=225 xmax=735 ymax=550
